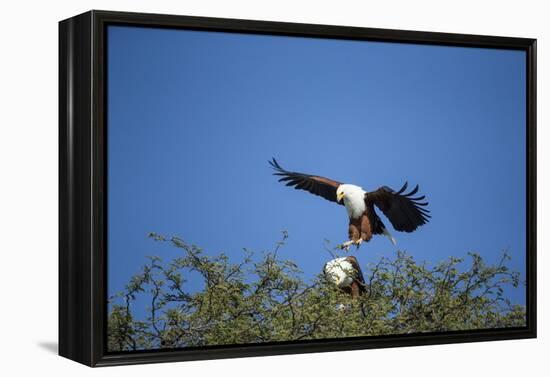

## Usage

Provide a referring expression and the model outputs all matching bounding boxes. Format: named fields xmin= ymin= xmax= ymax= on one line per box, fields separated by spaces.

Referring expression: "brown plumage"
xmin=342 ymin=256 xmax=365 ymax=299
xmin=270 ymin=158 xmax=430 ymax=249
xmin=348 ymin=206 xmax=385 ymax=243
xmin=323 ymin=256 xmax=366 ymax=299
xmin=269 ymin=158 xmax=342 ymax=204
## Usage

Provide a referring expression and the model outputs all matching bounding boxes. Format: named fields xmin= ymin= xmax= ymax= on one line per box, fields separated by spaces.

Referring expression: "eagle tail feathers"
xmin=382 ymin=227 xmax=397 ymax=246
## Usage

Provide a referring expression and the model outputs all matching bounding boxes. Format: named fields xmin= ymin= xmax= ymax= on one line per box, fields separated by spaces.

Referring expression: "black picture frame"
xmin=59 ymin=10 xmax=537 ymax=367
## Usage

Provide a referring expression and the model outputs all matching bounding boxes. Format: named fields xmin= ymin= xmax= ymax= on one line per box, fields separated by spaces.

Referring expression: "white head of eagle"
xmin=270 ymin=158 xmax=430 ymax=250
xmin=336 ymin=184 xmax=367 ymax=219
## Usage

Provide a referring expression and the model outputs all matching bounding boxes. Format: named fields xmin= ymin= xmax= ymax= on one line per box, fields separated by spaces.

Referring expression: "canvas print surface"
xmin=106 ymin=25 xmax=527 ymax=352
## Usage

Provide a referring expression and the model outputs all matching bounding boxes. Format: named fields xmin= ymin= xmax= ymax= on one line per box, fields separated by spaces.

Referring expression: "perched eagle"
xmin=323 ymin=256 xmax=365 ymax=299
xmin=269 ymin=158 xmax=430 ymax=249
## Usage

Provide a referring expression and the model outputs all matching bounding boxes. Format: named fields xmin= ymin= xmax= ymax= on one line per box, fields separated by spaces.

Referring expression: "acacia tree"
xmin=108 ymin=232 xmax=525 ymax=352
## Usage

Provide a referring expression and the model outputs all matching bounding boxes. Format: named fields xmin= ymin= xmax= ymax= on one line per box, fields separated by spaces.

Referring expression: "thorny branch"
xmin=108 ymin=233 xmax=526 ymax=351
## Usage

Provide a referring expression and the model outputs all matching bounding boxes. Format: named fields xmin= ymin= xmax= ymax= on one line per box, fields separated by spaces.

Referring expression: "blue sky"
xmin=107 ymin=25 xmax=526 ymax=313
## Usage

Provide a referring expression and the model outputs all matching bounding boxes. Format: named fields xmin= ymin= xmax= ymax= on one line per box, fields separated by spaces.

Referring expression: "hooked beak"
xmin=337 ymin=192 xmax=345 ymax=203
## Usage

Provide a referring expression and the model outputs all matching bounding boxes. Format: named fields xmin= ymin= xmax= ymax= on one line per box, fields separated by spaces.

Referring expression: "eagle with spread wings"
xmin=269 ymin=158 xmax=430 ymax=250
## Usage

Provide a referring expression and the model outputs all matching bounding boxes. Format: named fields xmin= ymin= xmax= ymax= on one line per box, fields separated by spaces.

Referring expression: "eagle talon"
xmin=338 ymin=240 xmax=354 ymax=251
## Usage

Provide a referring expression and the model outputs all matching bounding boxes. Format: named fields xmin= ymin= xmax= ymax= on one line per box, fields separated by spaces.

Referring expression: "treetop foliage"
xmin=108 ymin=232 xmax=525 ymax=352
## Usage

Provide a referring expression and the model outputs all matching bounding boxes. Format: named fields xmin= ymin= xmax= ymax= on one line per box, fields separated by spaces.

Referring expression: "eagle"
xmin=323 ymin=256 xmax=365 ymax=299
xmin=269 ymin=158 xmax=430 ymax=250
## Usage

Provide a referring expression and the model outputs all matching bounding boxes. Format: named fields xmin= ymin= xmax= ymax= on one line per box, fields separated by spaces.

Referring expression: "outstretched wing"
xmin=269 ymin=158 xmax=343 ymax=205
xmin=365 ymin=182 xmax=430 ymax=232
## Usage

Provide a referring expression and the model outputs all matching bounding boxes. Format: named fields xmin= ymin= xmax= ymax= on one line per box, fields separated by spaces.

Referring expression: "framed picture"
xmin=59 ymin=10 xmax=536 ymax=367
